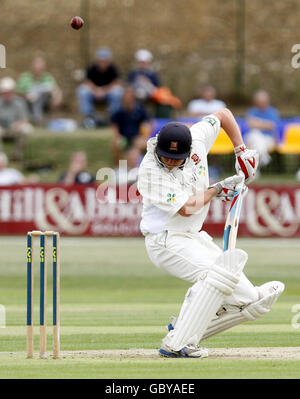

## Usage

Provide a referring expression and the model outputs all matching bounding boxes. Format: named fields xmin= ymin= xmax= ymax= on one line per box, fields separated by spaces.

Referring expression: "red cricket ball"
xmin=70 ymin=16 xmax=84 ymax=30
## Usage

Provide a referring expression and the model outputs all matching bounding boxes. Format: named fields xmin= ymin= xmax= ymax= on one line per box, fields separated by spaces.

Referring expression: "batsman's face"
xmin=160 ymin=156 xmax=185 ymax=170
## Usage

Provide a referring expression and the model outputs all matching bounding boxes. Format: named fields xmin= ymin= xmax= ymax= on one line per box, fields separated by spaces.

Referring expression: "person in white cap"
xmin=0 ymin=77 xmax=33 ymax=161
xmin=77 ymin=46 xmax=123 ymax=127
xmin=128 ymin=49 xmax=160 ymax=101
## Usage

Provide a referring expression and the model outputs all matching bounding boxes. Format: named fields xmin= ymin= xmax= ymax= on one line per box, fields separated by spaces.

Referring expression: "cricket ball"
xmin=70 ymin=16 xmax=84 ymax=30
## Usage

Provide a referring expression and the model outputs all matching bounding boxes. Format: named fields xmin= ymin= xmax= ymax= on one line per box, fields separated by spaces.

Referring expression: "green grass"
xmin=4 ymin=128 xmax=113 ymax=183
xmin=0 ymin=236 xmax=300 ymax=378
xmin=3 ymin=128 xmax=299 ymax=183
xmin=1 ymin=355 xmax=299 ymax=379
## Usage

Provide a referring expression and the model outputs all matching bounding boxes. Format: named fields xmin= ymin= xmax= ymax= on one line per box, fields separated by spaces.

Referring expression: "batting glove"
xmin=234 ymin=144 xmax=259 ymax=184
xmin=210 ymin=174 xmax=244 ymax=202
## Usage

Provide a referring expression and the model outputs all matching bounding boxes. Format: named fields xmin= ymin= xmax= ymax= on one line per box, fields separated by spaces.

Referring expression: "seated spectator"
xmin=0 ymin=77 xmax=33 ymax=161
xmin=16 ymin=56 xmax=62 ymax=124
xmin=111 ymin=86 xmax=151 ymax=172
xmin=77 ymin=47 xmax=123 ymax=127
xmin=128 ymin=49 xmax=160 ymax=101
xmin=245 ymin=90 xmax=280 ymax=166
xmin=59 ymin=151 xmax=95 ymax=186
xmin=187 ymin=85 xmax=226 ymax=118
xmin=128 ymin=49 xmax=181 ymax=116
xmin=0 ymin=152 xmax=24 ymax=185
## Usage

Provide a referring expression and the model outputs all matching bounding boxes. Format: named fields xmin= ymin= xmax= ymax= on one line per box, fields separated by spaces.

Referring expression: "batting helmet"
xmin=156 ymin=122 xmax=192 ymax=160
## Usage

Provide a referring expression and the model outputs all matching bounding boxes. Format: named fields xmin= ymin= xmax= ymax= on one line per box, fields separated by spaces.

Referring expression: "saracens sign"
xmin=0 ymin=184 xmax=299 ymax=237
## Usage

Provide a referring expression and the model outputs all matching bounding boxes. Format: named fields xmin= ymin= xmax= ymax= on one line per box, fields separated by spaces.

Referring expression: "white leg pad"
xmin=166 ymin=249 xmax=248 ymax=351
xmin=201 ymin=281 xmax=285 ymax=341
xmin=242 ymin=281 xmax=285 ymax=320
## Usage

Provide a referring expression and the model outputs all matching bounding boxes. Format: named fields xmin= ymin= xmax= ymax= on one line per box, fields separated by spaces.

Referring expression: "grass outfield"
xmin=0 ymin=236 xmax=299 ymax=379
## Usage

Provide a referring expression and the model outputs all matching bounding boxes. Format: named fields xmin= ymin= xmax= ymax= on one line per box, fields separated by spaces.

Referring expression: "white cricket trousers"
xmin=145 ymin=230 xmax=259 ymax=307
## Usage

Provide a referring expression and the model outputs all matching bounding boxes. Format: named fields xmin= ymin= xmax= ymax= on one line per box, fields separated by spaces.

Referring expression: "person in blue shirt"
xmin=127 ymin=49 xmax=160 ymax=101
xmin=245 ymin=90 xmax=280 ymax=166
xmin=111 ymin=87 xmax=152 ymax=180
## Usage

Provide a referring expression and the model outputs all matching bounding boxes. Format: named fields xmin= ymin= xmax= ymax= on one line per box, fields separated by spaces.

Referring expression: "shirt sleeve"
xmin=9 ymin=169 xmax=24 ymax=184
xmin=16 ymin=98 xmax=29 ymax=121
xmin=127 ymin=71 xmax=135 ymax=83
xmin=41 ymin=73 xmax=56 ymax=90
xmin=86 ymin=66 xmax=94 ymax=81
xmin=190 ymin=114 xmax=221 ymax=154
xmin=246 ymin=108 xmax=256 ymax=119
xmin=150 ymin=72 xmax=160 ymax=87
xmin=138 ymin=167 xmax=189 ymax=217
xmin=271 ymin=108 xmax=281 ymax=125
xmin=187 ymin=100 xmax=199 ymax=114
xmin=110 ymin=65 xmax=119 ymax=80
xmin=218 ymin=100 xmax=226 ymax=109
xmin=15 ymin=170 xmax=24 ymax=184
xmin=139 ymin=105 xmax=149 ymax=123
xmin=111 ymin=110 xmax=120 ymax=124
xmin=16 ymin=73 xmax=31 ymax=93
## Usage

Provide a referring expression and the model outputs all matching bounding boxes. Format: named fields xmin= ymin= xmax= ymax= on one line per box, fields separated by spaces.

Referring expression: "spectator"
xmin=0 ymin=77 xmax=33 ymax=161
xmin=77 ymin=47 xmax=123 ymax=127
xmin=245 ymin=90 xmax=280 ymax=166
xmin=187 ymin=85 xmax=226 ymax=118
xmin=111 ymin=86 xmax=151 ymax=172
xmin=16 ymin=56 xmax=62 ymax=125
xmin=187 ymin=85 xmax=226 ymax=181
xmin=128 ymin=49 xmax=181 ymax=117
xmin=128 ymin=49 xmax=160 ymax=101
xmin=0 ymin=152 xmax=24 ymax=185
xmin=59 ymin=151 xmax=95 ymax=186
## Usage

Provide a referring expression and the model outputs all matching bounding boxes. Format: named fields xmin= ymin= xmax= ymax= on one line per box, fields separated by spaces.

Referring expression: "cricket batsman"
xmin=137 ymin=108 xmax=285 ymax=358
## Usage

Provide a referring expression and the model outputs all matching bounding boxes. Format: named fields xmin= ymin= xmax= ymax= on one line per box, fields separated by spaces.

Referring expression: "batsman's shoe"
xmin=158 ymin=343 xmax=208 ymax=358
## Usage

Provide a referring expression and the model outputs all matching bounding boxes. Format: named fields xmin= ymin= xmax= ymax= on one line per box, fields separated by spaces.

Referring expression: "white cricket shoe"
xmin=159 ymin=343 xmax=208 ymax=358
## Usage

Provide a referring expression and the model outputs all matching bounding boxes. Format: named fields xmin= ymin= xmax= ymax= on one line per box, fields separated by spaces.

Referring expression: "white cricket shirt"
xmin=0 ymin=168 xmax=24 ymax=186
xmin=137 ymin=115 xmax=221 ymax=235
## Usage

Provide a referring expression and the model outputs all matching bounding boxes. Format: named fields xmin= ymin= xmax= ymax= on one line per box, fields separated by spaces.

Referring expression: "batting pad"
xmin=200 ymin=280 xmax=285 ymax=342
xmin=167 ymin=249 xmax=247 ymax=351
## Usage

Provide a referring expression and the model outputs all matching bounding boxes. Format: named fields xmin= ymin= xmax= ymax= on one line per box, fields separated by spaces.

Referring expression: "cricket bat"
xmin=223 ymin=178 xmax=248 ymax=251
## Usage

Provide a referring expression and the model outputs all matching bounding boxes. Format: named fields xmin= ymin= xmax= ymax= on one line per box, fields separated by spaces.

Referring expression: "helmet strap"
xmin=154 ymin=147 xmax=189 ymax=170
